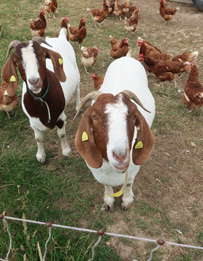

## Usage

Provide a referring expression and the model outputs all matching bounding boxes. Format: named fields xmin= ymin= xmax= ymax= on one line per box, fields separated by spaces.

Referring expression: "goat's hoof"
xmin=121 ymin=202 xmax=132 ymax=210
xmin=104 ymin=204 xmax=115 ymax=212
xmin=36 ymin=154 xmax=46 ymax=164
xmin=62 ymin=147 xmax=71 ymax=158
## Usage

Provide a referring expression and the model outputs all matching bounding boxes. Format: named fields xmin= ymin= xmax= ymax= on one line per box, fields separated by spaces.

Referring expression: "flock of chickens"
xmin=0 ymin=0 xmax=203 ymax=119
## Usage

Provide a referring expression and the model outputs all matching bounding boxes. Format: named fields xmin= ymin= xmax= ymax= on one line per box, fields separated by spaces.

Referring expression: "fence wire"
xmin=0 ymin=214 xmax=203 ymax=261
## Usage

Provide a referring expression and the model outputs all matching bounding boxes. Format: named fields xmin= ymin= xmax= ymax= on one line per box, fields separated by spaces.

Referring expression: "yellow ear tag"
xmin=10 ymin=75 xmax=16 ymax=82
xmin=82 ymin=131 xmax=88 ymax=141
xmin=109 ymin=170 xmax=128 ymax=198
xmin=58 ymin=58 xmax=63 ymax=65
xmin=135 ymin=141 xmax=143 ymax=149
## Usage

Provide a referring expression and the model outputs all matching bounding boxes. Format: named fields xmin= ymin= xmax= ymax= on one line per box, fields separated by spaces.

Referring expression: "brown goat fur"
xmin=1 ymin=42 xmax=67 ymax=128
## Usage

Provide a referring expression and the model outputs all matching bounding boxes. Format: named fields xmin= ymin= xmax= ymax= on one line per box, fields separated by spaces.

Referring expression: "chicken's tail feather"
xmin=191 ymin=51 xmax=199 ymax=60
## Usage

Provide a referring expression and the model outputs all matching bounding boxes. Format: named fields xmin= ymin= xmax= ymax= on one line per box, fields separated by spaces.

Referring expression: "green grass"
xmin=1 ymin=0 xmax=203 ymax=260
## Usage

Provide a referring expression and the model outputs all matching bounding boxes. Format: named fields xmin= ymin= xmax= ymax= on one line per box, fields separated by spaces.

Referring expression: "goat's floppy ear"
xmin=132 ymin=110 xmax=154 ymax=165
xmin=45 ymin=48 xmax=66 ymax=82
xmin=1 ymin=55 xmax=18 ymax=96
xmin=75 ymin=108 xmax=103 ymax=169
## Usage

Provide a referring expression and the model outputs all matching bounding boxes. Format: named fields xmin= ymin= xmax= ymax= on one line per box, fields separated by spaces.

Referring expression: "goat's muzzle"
xmin=112 ymin=148 xmax=130 ymax=172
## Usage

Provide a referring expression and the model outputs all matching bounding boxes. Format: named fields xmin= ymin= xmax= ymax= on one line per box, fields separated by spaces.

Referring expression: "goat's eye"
xmin=92 ymin=114 xmax=99 ymax=120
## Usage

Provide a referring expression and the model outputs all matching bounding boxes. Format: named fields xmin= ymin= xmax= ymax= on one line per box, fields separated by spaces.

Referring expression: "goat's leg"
xmin=32 ymin=126 xmax=46 ymax=163
xmin=121 ymin=183 xmax=134 ymax=210
xmin=57 ymin=122 xmax=71 ymax=158
xmin=104 ymin=186 xmax=115 ymax=211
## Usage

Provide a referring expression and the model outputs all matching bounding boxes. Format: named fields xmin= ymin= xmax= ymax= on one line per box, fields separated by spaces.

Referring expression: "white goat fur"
xmin=22 ymin=28 xmax=80 ymax=162
xmin=82 ymin=57 xmax=155 ymax=209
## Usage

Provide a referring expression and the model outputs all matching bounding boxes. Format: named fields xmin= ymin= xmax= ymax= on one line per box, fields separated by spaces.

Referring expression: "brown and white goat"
xmin=75 ymin=56 xmax=155 ymax=210
xmin=2 ymin=30 xmax=80 ymax=163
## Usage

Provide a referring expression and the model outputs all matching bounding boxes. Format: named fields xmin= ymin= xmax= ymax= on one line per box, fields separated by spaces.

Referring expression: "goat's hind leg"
xmin=103 ymin=186 xmax=115 ymax=211
xmin=57 ymin=118 xmax=71 ymax=158
xmin=32 ymin=126 xmax=46 ymax=163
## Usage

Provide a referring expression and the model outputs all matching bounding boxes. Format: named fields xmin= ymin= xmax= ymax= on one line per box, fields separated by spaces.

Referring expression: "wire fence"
xmin=0 ymin=214 xmax=203 ymax=261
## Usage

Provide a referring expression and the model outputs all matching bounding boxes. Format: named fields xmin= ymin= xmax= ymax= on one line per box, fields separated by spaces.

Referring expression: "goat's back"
xmin=100 ymin=57 xmax=155 ymax=126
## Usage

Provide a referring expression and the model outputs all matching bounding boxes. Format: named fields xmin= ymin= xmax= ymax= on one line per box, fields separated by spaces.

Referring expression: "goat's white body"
xmin=22 ymin=28 xmax=80 ymax=162
xmin=87 ymin=57 xmax=155 ymax=209
xmin=100 ymin=57 xmax=155 ymax=127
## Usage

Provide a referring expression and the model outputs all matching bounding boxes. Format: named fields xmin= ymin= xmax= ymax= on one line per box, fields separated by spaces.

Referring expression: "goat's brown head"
xmin=2 ymin=37 xmax=66 ymax=95
xmin=75 ymin=91 xmax=154 ymax=171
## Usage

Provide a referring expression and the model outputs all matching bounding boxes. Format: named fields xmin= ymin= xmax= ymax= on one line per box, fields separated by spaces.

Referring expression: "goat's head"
xmin=2 ymin=37 xmax=66 ymax=95
xmin=75 ymin=91 xmax=154 ymax=171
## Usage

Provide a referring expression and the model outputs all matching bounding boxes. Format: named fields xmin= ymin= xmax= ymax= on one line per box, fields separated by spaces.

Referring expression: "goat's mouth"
xmin=26 ymin=82 xmax=42 ymax=94
xmin=112 ymin=162 xmax=129 ymax=173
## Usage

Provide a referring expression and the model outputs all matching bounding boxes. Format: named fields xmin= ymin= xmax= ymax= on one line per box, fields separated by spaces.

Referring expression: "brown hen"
xmin=0 ymin=81 xmax=18 ymax=119
xmin=87 ymin=1 xmax=109 ymax=25
xmin=81 ymin=46 xmax=99 ymax=74
xmin=92 ymin=74 xmax=104 ymax=90
xmin=159 ymin=0 xmax=179 ymax=23
xmin=124 ymin=8 xmax=139 ymax=32
xmin=68 ymin=17 xmax=86 ymax=46
xmin=110 ymin=35 xmax=129 ymax=59
xmin=45 ymin=0 xmax=58 ymax=18
xmin=183 ymin=63 xmax=203 ymax=109
xmin=30 ymin=10 xmax=47 ymax=37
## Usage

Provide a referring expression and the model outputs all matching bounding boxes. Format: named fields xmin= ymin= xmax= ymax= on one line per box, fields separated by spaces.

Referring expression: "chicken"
xmin=183 ymin=63 xmax=203 ymax=109
xmin=122 ymin=0 xmax=136 ymax=16
xmin=113 ymin=0 xmax=123 ymax=19
xmin=87 ymin=1 xmax=109 ymax=25
xmin=124 ymin=7 xmax=139 ymax=32
xmin=110 ymin=35 xmax=129 ymax=59
xmin=172 ymin=51 xmax=199 ymax=63
xmin=137 ymin=37 xmax=172 ymax=60
xmin=159 ymin=0 xmax=179 ymax=23
xmin=80 ymin=46 xmax=99 ymax=74
xmin=107 ymin=0 xmax=115 ymax=15
xmin=55 ymin=17 xmax=69 ymax=40
xmin=68 ymin=17 xmax=86 ymax=46
xmin=45 ymin=0 xmax=58 ymax=18
xmin=30 ymin=10 xmax=47 ymax=37
xmin=92 ymin=74 xmax=104 ymax=90
xmin=172 ymin=51 xmax=199 ymax=73
xmin=0 ymin=81 xmax=18 ymax=119
xmin=128 ymin=2 xmax=137 ymax=16
xmin=138 ymin=53 xmax=189 ymax=83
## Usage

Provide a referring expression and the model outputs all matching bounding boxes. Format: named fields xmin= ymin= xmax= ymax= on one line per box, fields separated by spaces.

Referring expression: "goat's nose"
xmin=28 ymin=77 xmax=40 ymax=86
xmin=113 ymin=151 xmax=127 ymax=163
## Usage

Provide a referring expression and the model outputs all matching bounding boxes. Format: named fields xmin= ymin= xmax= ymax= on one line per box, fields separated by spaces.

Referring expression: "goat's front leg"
xmin=32 ymin=126 xmax=46 ymax=163
xmin=104 ymin=186 xmax=115 ymax=211
xmin=57 ymin=122 xmax=71 ymax=158
xmin=121 ymin=183 xmax=134 ymax=210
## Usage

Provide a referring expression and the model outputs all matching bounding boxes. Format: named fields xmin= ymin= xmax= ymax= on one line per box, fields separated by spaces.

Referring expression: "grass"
xmin=1 ymin=0 xmax=203 ymax=260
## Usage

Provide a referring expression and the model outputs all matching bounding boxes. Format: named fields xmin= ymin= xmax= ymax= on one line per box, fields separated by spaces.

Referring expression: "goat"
xmin=2 ymin=28 xmax=80 ymax=163
xmin=75 ymin=56 xmax=155 ymax=210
